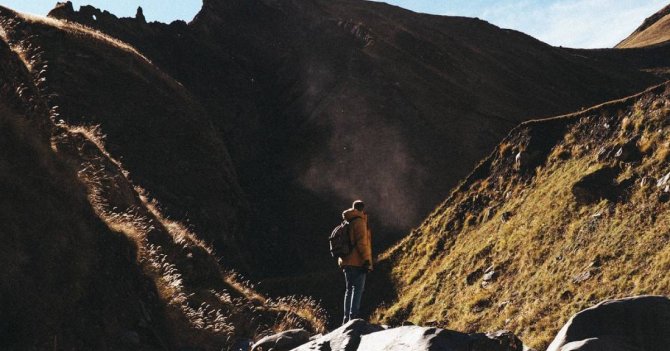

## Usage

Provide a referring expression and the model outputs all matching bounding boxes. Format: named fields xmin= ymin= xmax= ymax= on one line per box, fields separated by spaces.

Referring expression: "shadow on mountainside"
xmin=258 ymin=258 xmax=398 ymax=329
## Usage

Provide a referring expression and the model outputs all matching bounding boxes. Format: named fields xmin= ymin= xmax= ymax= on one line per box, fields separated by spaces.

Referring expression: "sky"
xmin=0 ymin=0 xmax=667 ymax=48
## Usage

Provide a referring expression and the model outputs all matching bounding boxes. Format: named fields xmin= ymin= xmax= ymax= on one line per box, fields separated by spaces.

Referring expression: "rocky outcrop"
xmin=251 ymin=329 xmax=310 ymax=351
xmin=547 ymin=296 xmax=670 ymax=351
xmin=286 ymin=320 xmax=522 ymax=351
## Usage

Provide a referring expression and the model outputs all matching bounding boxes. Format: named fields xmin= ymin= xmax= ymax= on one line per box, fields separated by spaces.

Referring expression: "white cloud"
xmin=476 ymin=0 xmax=668 ymax=48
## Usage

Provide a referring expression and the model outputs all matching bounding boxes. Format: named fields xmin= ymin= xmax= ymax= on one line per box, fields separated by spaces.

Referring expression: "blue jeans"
xmin=343 ymin=266 xmax=367 ymax=324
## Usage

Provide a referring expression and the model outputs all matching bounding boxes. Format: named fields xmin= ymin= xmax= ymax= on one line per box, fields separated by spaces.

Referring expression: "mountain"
xmin=0 ymin=7 xmax=324 ymax=350
xmin=372 ymin=81 xmax=670 ymax=349
xmin=2 ymin=0 xmax=670 ymax=347
xmin=617 ymin=4 xmax=670 ymax=48
xmin=44 ymin=0 xmax=666 ymax=277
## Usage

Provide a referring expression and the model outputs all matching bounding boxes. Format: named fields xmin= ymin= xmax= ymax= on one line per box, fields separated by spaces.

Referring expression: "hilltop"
xmin=44 ymin=0 xmax=666 ymax=277
xmin=617 ymin=4 xmax=670 ymax=48
xmin=372 ymin=82 xmax=670 ymax=349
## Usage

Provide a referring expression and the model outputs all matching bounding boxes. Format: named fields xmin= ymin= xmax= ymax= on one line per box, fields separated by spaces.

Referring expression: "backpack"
xmin=329 ymin=217 xmax=361 ymax=258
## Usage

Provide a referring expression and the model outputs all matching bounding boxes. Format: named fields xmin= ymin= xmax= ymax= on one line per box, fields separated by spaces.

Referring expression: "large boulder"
xmin=547 ymin=296 xmax=670 ymax=351
xmin=293 ymin=320 xmax=385 ymax=351
xmin=358 ymin=327 xmax=522 ymax=351
xmin=251 ymin=329 xmax=310 ymax=351
xmin=296 ymin=320 xmax=522 ymax=351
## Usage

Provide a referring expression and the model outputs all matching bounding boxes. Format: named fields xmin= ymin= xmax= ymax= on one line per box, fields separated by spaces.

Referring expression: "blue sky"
xmin=1 ymin=0 xmax=667 ymax=48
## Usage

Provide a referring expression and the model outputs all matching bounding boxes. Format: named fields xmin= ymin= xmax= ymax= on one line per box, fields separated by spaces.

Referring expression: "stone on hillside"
xmin=294 ymin=319 xmax=384 ymax=351
xmin=547 ymin=296 xmax=670 ymax=351
xmin=251 ymin=329 xmax=310 ymax=351
xmin=515 ymin=152 xmax=528 ymax=170
xmin=482 ymin=266 xmax=499 ymax=288
xmin=657 ymin=172 xmax=670 ymax=189
xmin=571 ymin=271 xmax=591 ymax=285
xmin=614 ymin=140 xmax=642 ymax=162
xmin=357 ymin=326 xmax=523 ymax=351
xmin=571 ymin=167 xmax=619 ymax=204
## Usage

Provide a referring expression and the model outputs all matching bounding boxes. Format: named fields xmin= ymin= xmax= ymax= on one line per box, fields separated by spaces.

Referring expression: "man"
xmin=339 ymin=200 xmax=372 ymax=324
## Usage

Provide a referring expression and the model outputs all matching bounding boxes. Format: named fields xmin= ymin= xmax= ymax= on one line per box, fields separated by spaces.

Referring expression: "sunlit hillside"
xmin=373 ymin=83 xmax=670 ymax=349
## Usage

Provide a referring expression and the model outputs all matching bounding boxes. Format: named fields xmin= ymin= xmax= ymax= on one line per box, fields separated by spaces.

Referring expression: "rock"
xmin=547 ymin=296 xmax=670 ymax=351
xmin=357 ymin=326 xmax=523 ymax=351
xmin=48 ymin=1 xmax=75 ymax=19
xmin=251 ymin=329 xmax=310 ymax=351
xmin=571 ymin=166 xmax=619 ymax=204
xmin=657 ymin=172 xmax=670 ymax=189
xmin=294 ymin=319 xmax=384 ymax=351
xmin=482 ymin=266 xmax=498 ymax=282
xmin=136 ymin=6 xmax=146 ymax=22
xmin=515 ymin=152 xmax=528 ymax=169
xmin=358 ymin=326 xmax=469 ymax=351
xmin=571 ymin=271 xmax=591 ymax=285
xmin=614 ymin=139 xmax=641 ymax=162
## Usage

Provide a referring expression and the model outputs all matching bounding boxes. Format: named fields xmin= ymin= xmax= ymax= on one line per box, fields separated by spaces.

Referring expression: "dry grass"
xmin=58 ymin=122 xmax=327 ymax=346
xmin=18 ymin=12 xmax=152 ymax=65
xmin=373 ymin=86 xmax=670 ymax=349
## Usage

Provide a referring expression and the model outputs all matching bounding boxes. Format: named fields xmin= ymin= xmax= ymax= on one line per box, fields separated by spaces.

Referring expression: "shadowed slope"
xmin=0 ymin=6 xmax=251 ymax=270
xmin=0 ymin=7 xmax=325 ymax=350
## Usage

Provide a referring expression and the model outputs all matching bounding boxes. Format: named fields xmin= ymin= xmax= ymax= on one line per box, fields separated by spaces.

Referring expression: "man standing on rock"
xmin=339 ymin=200 xmax=373 ymax=324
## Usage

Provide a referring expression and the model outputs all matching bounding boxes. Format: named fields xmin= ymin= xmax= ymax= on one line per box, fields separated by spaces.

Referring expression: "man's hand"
xmin=362 ymin=260 xmax=371 ymax=273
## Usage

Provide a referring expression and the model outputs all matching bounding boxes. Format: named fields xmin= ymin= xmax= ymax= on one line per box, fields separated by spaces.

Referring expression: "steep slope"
xmin=0 ymin=8 xmax=324 ymax=351
xmin=617 ymin=4 xmax=670 ymax=48
xmin=46 ymin=0 xmax=665 ymax=277
xmin=373 ymin=82 xmax=670 ymax=349
xmin=0 ymin=6 xmax=252 ymax=270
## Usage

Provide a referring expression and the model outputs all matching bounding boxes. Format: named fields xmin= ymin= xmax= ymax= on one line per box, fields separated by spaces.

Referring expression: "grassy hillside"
xmin=617 ymin=4 xmax=670 ymax=48
xmin=0 ymin=8 xmax=324 ymax=351
xmin=0 ymin=5 xmax=252 ymax=271
xmin=373 ymin=83 xmax=670 ymax=349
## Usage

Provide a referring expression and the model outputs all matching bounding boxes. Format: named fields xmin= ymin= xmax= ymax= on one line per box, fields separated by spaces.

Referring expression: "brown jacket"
xmin=338 ymin=208 xmax=373 ymax=270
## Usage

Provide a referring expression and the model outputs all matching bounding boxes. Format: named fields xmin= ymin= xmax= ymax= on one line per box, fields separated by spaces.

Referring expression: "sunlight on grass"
xmin=373 ymin=85 xmax=670 ymax=349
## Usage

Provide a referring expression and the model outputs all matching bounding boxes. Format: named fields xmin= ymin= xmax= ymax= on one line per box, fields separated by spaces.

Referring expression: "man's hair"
xmin=353 ymin=200 xmax=365 ymax=211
